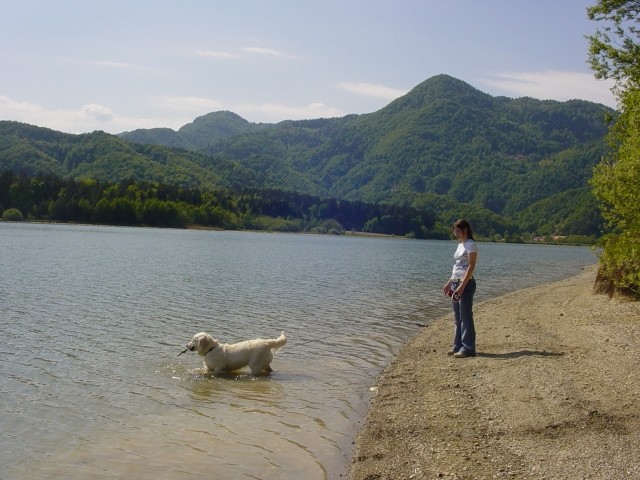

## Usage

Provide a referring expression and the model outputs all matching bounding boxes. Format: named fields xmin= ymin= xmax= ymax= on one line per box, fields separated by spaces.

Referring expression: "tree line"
xmin=0 ymin=170 xmax=438 ymax=238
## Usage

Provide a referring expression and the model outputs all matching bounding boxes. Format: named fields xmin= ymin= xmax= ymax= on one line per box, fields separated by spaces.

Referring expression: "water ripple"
xmin=0 ymin=224 xmax=595 ymax=479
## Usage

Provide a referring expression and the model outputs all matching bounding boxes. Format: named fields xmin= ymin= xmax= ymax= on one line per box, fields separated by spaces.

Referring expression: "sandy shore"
xmin=349 ymin=265 xmax=639 ymax=479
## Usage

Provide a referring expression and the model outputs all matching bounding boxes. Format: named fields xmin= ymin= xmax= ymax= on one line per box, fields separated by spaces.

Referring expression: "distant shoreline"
xmin=2 ymin=219 xmax=598 ymax=246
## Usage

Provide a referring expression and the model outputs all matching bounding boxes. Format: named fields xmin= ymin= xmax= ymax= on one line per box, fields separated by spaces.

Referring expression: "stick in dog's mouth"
xmin=177 ymin=347 xmax=189 ymax=357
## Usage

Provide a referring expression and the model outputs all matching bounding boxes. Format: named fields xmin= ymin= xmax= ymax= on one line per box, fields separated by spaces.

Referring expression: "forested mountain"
xmin=193 ymin=76 xmax=611 ymax=214
xmin=0 ymin=74 xmax=614 ymax=238
xmin=119 ymin=111 xmax=264 ymax=150
xmin=0 ymin=121 xmax=263 ymax=190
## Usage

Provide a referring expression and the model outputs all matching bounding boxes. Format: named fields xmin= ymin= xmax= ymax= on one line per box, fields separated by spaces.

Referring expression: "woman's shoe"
xmin=453 ymin=350 xmax=474 ymax=358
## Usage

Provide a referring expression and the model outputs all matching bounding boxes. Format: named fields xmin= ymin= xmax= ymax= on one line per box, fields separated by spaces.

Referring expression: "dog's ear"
xmin=194 ymin=333 xmax=203 ymax=350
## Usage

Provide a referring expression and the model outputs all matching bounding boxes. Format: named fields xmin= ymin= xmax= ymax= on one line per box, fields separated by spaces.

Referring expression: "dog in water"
xmin=178 ymin=331 xmax=286 ymax=375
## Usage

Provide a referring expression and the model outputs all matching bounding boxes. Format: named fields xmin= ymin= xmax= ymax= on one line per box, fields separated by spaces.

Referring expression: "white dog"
xmin=179 ymin=331 xmax=286 ymax=375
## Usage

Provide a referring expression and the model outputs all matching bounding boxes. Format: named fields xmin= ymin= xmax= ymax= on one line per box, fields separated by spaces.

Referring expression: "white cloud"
xmin=153 ymin=96 xmax=225 ymax=112
xmin=187 ymin=46 xmax=293 ymax=60
xmin=0 ymin=96 xmax=184 ymax=134
xmin=154 ymin=95 xmax=343 ymax=122
xmin=237 ymin=101 xmax=343 ymax=121
xmin=0 ymin=93 xmax=345 ymax=134
xmin=0 ymin=96 xmax=40 ymax=118
xmin=80 ymin=103 xmax=115 ymax=122
xmin=84 ymin=59 xmax=158 ymax=74
xmin=1 ymin=70 xmax=618 ymax=135
xmin=482 ymin=71 xmax=617 ymax=108
xmin=242 ymin=46 xmax=295 ymax=59
xmin=90 ymin=60 xmax=139 ymax=69
xmin=190 ymin=49 xmax=238 ymax=59
xmin=337 ymin=82 xmax=408 ymax=100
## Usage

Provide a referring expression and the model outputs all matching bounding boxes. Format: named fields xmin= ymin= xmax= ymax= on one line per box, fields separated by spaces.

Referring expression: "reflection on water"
xmin=0 ymin=224 xmax=595 ymax=479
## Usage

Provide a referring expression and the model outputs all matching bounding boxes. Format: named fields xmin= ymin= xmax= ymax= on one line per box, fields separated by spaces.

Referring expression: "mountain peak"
xmin=180 ymin=111 xmax=250 ymax=131
xmin=384 ymin=74 xmax=492 ymax=113
xmin=176 ymin=111 xmax=258 ymax=150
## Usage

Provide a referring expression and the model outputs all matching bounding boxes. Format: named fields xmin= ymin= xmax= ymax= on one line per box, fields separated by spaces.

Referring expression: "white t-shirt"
xmin=451 ymin=239 xmax=478 ymax=280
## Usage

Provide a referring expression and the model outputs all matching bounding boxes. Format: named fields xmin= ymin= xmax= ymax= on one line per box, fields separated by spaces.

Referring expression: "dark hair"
xmin=453 ymin=219 xmax=476 ymax=241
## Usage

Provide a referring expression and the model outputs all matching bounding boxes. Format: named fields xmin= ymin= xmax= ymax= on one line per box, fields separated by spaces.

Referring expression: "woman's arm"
xmin=443 ymin=278 xmax=453 ymax=295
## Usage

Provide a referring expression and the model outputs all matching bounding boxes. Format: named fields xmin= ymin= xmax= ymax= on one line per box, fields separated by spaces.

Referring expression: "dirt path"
xmin=349 ymin=266 xmax=640 ymax=479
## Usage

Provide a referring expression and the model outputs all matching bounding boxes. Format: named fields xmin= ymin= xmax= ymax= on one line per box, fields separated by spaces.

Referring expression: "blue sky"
xmin=0 ymin=0 xmax=615 ymax=134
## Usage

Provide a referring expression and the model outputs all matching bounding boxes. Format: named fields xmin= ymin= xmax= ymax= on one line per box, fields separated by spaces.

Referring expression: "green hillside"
xmin=0 ymin=74 xmax=614 ymax=238
xmin=198 ymin=76 xmax=611 ymax=216
xmin=119 ymin=111 xmax=263 ymax=150
xmin=0 ymin=121 xmax=263 ymax=190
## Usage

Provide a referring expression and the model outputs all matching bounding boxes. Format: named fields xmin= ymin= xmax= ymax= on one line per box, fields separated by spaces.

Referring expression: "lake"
xmin=0 ymin=223 xmax=596 ymax=479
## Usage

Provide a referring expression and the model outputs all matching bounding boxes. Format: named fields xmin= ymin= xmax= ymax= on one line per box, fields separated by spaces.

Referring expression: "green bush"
xmin=2 ymin=208 xmax=24 ymax=221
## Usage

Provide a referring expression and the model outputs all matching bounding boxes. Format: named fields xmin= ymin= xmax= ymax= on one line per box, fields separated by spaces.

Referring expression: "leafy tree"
xmin=588 ymin=0 xmax=640 ymax=89
xmin=588 ymin=0 xmax=640 ymax=294
xmin=591 ymin=88 xmax=640 ymax=293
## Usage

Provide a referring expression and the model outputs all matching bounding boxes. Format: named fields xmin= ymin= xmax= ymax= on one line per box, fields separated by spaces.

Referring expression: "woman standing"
xmin=442 ymin=219 xmax=478 ymax=358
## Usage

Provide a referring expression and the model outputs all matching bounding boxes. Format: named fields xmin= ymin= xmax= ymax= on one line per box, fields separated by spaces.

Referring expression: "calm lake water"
xmin=0 ymin=223 xmax=596 ymax=479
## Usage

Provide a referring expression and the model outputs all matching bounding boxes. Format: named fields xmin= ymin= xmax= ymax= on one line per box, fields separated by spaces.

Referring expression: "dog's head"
xmin=182 ymin=332 xmax=218 ymax=356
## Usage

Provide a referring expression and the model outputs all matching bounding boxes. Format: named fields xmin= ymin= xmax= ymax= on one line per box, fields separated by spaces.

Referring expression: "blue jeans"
xmin=452 ymin=278 xmax=476 ymax=354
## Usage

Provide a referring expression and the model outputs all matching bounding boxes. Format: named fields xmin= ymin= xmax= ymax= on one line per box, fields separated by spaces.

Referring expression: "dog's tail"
xmin=268 ymin=331 xmax=287 ymax=352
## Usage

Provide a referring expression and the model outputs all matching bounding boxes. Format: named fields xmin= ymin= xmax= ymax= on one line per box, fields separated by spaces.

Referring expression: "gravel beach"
xmin=349 ymin=265 xmax=639 ymax=479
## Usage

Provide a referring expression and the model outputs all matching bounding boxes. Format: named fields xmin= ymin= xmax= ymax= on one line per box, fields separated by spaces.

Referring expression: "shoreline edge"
xmin=349 ymin=265 xmax=640 ymax=479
